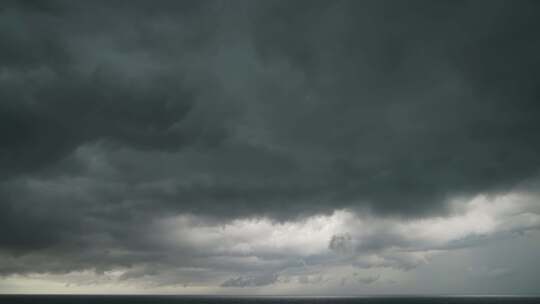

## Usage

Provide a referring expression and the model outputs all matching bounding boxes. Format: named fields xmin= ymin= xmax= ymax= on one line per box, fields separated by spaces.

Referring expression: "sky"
xmin=1 ymin=0 xmax=540 ymax=295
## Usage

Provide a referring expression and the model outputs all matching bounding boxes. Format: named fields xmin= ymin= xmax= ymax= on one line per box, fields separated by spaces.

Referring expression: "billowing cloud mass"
xmin=1 ymin=0 xmax=540 ymax=295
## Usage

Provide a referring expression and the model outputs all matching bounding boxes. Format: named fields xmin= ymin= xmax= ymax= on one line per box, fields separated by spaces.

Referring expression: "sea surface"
xmin=0 ymin=296 xmax=538 ymax=304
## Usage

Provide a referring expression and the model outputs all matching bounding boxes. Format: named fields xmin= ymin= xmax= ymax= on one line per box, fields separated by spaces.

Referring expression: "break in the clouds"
xmin=1 ymin=0 xmax=540 ymax=295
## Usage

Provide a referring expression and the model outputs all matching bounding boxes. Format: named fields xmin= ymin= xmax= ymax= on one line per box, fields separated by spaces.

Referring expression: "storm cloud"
xmin=1 ymin=0 xmax=540 ymax=295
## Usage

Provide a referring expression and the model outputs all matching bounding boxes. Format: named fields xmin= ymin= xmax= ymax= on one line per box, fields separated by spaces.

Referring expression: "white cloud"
xmin=140 ymin=191 xmax=540 ymax=288
xmin=2 ymin=191 xmax=539 ymax=293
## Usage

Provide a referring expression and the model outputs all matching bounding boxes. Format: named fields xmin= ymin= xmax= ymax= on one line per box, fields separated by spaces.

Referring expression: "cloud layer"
xmin=1 ymin=0 xmax=540 ymax=294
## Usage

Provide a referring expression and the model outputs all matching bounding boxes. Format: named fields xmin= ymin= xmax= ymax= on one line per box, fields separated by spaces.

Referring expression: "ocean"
xmin=0 ymin=296 xmax=538 ymax=304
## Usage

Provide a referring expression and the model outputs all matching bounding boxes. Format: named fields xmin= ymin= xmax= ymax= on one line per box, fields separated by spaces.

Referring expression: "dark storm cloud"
xmin=0 ymin=0 xmax=225 ymax=177
xmin=1 ymin=0 xmax=540 ymax=278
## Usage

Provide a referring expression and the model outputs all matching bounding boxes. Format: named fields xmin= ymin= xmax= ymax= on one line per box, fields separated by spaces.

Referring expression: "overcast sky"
xmin=1 ymin=0 xmax=540 ymax=295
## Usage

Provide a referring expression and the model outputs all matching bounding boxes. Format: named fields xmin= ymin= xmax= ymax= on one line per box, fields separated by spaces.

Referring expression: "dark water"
xmin=0 ymin=296 xmax=538 ymax=304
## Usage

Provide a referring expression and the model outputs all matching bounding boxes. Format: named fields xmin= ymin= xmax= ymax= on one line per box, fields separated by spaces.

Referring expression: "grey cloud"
xmin=353 ymin=273 xmax=380 ymax=285
xmin=468 ymin=266 xmax=514 ymax=279
xmin=221 ymin=273 xmax=278 ymax=288
xmin=339 ymin=274 xmax=382 ymax=287
xmin=328 ymin=233 xmax=354 ymax=255
xmin=297 ymin=274 xmax=325 ymax=285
